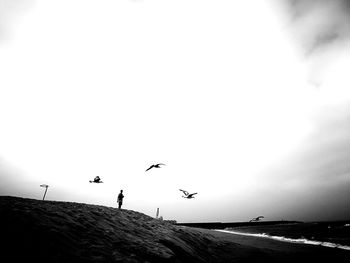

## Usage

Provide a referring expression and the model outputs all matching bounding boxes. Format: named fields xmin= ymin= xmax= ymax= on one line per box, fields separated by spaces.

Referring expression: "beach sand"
xmin=1 ymin=196 xmax=349 ymax=262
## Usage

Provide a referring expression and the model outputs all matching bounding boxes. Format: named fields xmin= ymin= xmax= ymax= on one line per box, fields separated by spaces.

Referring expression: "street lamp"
xmin=40 ymin=184 xmax=49 ymax=200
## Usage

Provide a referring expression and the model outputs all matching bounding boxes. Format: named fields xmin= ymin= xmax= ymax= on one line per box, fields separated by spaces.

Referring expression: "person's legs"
xmin=118 ymin=202 xmax=122 ymax=209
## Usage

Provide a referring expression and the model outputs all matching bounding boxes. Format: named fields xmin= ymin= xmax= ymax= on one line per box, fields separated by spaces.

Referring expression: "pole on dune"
xmin=40 ymin=184 xmax=49 ymax=200
xmin=156 ymin=208 xmax=159 ymax=219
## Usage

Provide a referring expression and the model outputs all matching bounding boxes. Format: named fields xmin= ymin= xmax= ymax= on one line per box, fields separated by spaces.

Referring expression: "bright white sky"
xmin=1 ymin=0 xmax=350 ymax=223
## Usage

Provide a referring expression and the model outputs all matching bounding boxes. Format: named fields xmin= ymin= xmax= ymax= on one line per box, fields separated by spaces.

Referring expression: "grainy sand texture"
xmin=1 ymin=196 xmax=349 ymax=263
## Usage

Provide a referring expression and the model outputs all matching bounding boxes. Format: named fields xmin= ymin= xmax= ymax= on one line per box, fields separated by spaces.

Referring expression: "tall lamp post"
xmin=40 ymin=184 xmax=49 ymax=200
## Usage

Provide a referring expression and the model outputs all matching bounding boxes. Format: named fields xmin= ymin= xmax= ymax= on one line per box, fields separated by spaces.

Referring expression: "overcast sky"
xmin=1 ymin=0 xmax=350 ymax=223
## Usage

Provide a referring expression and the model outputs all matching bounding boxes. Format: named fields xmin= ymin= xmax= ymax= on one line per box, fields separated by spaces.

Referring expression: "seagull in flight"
xmin=89 ymin=176 xmax=103 ymax=183
xmin=249 ymin=216 xmax=264 ymax=222
xmin=145 ymin=163 xmax=165 ymax=172
xmin=179 ymin=189 xmax=198 ymax=199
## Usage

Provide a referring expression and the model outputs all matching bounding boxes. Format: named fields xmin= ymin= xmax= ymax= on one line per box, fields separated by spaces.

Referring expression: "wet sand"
xmin=197 ymin=228 xmax=350 ymax=262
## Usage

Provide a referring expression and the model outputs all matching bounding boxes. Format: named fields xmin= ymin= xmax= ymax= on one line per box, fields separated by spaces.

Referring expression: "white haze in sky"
xmin=1 ymin=0 xmax=350 ymax=223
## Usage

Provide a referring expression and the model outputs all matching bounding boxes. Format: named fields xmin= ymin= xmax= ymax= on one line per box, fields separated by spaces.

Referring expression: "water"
xmin=216 ymin=221 xmax=350 ymax=251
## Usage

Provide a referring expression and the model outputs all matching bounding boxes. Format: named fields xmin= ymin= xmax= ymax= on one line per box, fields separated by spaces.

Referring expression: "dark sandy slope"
xmin=0 ymin=196 xmax=348 ymax=263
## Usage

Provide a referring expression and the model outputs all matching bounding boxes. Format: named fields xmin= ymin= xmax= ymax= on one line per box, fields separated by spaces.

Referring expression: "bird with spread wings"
xmin=179 ymin=189 xmax=198 ymax=199
xmin=145 ymin=163 xmax=165 ymax=172
xmin=249 ymin=216 xmax=264 ymax=222
xmin=89 ymin=176 xmax=103 ymax=183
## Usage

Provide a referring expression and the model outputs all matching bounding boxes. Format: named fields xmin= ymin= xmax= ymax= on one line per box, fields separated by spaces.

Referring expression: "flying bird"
xmin=249 ymin=216 xmax=264 ymax=222
xmin=145 ymin=163 xmax=165 ymax=172
xmin=89 ymin=176 xmax=103 ymax=183
xmin=179 ymin=189 xmax=197 ymax=199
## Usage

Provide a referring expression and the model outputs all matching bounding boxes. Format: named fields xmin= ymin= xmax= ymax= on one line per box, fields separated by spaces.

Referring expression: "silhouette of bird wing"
xmin=179 ymin=189 xmax=189 ymax=196
xmin=146 ymin=163 xmax=165 ymax=171
xmin=188 ymin=193 xmax=198 ymax=197
xmin=90 ymin=180 xmax=103 ymax=183
xmin=145 ymin=165 xmax=155 ymax=171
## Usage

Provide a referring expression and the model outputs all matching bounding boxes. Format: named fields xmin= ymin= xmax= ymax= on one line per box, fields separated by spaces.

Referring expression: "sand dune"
xmin=0 ymin=196 xmax=349 ymax=262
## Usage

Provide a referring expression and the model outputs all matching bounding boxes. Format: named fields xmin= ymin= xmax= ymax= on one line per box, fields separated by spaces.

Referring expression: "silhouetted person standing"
xmin=117 ymin=190 xmax=124 ymax=209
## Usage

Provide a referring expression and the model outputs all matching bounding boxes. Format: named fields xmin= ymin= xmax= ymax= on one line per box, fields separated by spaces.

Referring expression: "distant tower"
xmin=156 ymin=208 xmax=159 ymax=219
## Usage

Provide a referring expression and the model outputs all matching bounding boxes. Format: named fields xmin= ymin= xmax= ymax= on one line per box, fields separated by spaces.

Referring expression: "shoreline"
xmin=215 ymin=229 xmax=350 ymax=251
xmin=194 ymin=227 xmax=350 ymax=262
xmin=176 ymin=220 xmax=301 ymax=229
